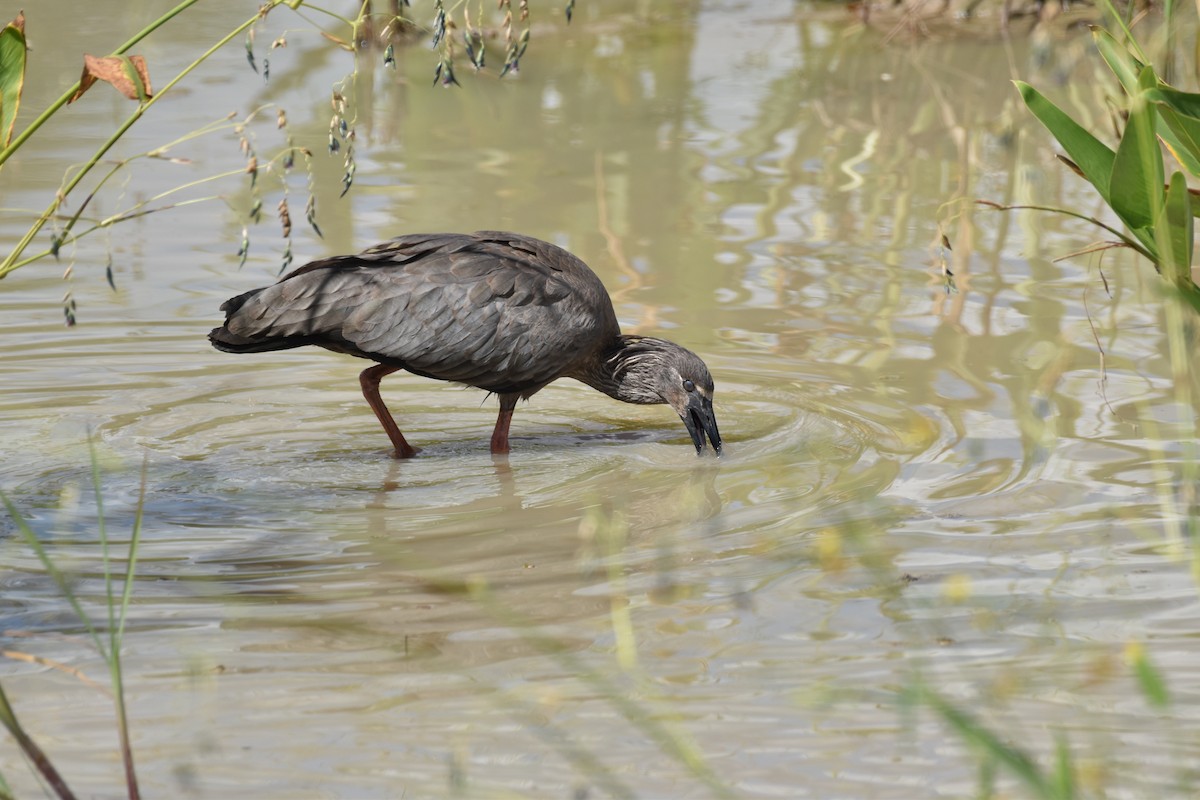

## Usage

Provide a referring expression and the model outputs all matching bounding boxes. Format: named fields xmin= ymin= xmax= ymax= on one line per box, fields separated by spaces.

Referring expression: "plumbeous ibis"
xmin=209 ymin=231 xmax=721 ymax=457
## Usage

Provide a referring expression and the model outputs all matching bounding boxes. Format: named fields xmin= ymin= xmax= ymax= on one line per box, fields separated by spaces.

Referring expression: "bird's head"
xmin=611 ymin=337 xmax=722 ymax=456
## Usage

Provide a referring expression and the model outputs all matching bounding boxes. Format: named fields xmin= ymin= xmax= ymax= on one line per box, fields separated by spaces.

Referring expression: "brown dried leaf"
xmin=277 ymin=109 xmax=287 ymax=128
xmin=70 ymin=54 xmax=153 ymax=103
xmin=320 ymin=31 xmax=353 ymax=51
xmin=1055 ymin=154 xmax=1086 ymax=180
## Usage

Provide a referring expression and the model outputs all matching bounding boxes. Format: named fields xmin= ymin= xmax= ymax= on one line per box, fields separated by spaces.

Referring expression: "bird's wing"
xmin=224 ymin=233 xmax=611 ymax=393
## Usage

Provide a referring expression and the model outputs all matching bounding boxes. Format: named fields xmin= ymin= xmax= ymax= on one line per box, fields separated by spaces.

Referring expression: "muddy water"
xmin=2 ymin=0 xmax=1199 ymax=797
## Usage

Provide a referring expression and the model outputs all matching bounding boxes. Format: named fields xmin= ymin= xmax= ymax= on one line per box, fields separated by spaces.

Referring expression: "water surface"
xmin=2 ymin=1 xmax=1199 ymax=797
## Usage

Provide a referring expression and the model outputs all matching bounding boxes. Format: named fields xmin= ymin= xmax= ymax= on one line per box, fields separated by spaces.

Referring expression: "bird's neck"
xmin=573 ymin=335 xmax=664 ymax=405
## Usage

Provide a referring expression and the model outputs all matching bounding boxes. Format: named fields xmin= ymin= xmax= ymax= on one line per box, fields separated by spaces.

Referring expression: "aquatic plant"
xmin=0 ymin=443 xmax=147 ymax=799
xmin=0 ymin=1 xmax=568 ymax=305
xmin=997 ymin=10 xmax=1200 ymax=312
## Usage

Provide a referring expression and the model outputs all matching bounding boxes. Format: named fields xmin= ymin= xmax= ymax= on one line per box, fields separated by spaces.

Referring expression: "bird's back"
xmin=210 ymin=231 xmax=620 ymax=395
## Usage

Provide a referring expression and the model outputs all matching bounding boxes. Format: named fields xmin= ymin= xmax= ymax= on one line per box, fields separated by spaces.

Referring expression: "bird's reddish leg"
xmin=359 ymin=364 xmax=417 ymax=458
xmin=490 ymin=394 xmax=519 ymax=455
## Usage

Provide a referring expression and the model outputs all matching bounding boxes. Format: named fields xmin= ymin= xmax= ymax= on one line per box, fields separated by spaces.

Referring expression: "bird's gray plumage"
xmin=210 ymin=230 xmax=721 ymax=456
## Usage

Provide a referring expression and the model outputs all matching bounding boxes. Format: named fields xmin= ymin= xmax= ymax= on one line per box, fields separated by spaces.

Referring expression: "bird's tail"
xmin=208 ymin=326 xmax=314 ymax=353
xmin=208 ymin=287 xmax=313 ymax=354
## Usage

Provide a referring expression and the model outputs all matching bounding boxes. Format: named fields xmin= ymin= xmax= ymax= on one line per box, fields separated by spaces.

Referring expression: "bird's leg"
xmin=490 ymin=393 xmax=520 ymax=455
xmin=359 ymin=364 xmax=417 ymax=458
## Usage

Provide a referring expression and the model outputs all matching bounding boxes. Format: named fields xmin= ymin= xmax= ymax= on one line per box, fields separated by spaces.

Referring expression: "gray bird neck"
xmin=570 ymin=335 xmax=665 ymax=406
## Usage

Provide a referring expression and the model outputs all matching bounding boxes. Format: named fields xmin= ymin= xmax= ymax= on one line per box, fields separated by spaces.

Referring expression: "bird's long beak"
xmin=681 ymin=393 xmax=722 ymax=456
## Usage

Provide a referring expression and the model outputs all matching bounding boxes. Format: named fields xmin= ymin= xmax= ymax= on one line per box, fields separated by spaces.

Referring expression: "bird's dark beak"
xmin=681 ymin=393 xmax=722 ymax=456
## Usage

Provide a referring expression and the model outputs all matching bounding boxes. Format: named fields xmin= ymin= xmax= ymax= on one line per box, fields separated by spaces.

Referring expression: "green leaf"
xmin=1127 ymin=642 xmax=1171 ymax=709
xmin=923 ymin=689 xmax=1057 ymax=798
xmin=1158 ymin=171 xmax=1194 ymax=285
xmin=0 ymin=12 xmax=26 ymax=150
xmin=1108 ymin=70 xmax=1164 ymax=231
xmin=1093 ymin=0 xmax=1149 ymax=63
xmin=1127 ymin=225 xmax=1159 ymax=261
xmin=1052 ymin=736 xmax=1076 ymax=800
xmin=1144 ymin=87 xmax=1200 ymax=178
xmin=1093 ymin=26 xmax=1143 ymax=94
xmin=1016 ymin=81 xmax=1115 ymax=204
xmin=1155 ymin=106 xmax=1200 ymax=179
xmin=1091 ymin=32 xmax=1200 ymax=179
xmin=1145 ymin=85 xmax=1200 ymax=118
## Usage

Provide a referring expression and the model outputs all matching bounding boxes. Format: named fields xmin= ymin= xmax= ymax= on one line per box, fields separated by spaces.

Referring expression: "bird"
xmin=209 ymin=230 xmax=721 ymax=458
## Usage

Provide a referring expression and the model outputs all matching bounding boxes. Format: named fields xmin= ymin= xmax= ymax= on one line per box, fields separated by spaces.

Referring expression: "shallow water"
xmin=3 ymin=1 xmax=1200 ymax=797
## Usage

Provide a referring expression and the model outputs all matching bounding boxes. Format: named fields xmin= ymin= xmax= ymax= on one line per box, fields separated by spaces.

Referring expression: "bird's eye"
xmin=683 ymin=379 xmax=695 ymax=392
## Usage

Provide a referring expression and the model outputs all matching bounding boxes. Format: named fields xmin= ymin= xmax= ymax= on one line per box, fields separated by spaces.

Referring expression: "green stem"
xmin=0 ymin=0 xmax=295 ymax=280
xmin=0 ymin=0 xmax=204 ymax=168
xmin=111 ymin=458 xmax=148 ymax=800
xmin=0 ymin=195 xmax=225 ymax=275
xmin=977 ymin=201 xmax=1157 ymax=262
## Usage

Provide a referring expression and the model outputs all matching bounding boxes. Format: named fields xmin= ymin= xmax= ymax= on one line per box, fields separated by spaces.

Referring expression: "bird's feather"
xmin=214 ymin=231 xmax=619 ymax=395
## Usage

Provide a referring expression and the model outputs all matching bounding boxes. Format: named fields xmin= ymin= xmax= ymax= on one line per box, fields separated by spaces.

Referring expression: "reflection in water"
xmin=2 ymin=0 xmax=1199 ymax=797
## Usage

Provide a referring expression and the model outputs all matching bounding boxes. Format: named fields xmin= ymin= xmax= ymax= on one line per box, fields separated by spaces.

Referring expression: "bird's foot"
xmin=392 ymin=444 xmax=420 ymax=459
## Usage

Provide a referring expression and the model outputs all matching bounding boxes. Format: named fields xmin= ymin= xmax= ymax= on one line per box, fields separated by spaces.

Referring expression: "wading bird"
xmin=209 ymin=231 xmax=721 ymax=457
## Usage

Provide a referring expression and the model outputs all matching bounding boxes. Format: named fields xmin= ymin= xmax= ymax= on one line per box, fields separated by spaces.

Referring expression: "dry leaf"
xmin=320 ymin=31 xmax=353 ymax=51
xmin=1 ymin=12 xmax=28 ymax=148
xmin=70 ymin=54 xmax=153 ymax=103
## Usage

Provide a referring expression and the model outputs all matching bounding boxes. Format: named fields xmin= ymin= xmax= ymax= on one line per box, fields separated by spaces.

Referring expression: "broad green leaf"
xmin=1158 ymin=171 xmax=1194 ymax=285
xmin=1145 ymin=85 xmax=1200 ymax=118
xmin=0 ymin=12 xmax=25 ymax=149
xmin=1016 ymin=81 xmax=1115 ymax=203
xmin=1145 ymin=87 xmax=1200 ymax=179
xmin=1108 ymin=70 xmax=1164 ymax=231
xmin=1091 ymin=32 xmax=1200 ymax=179
xmin=1093 ymin=26 xmax=1143 ymax=94
xmin=1155 ymin=106 xmax=1200 ymax=179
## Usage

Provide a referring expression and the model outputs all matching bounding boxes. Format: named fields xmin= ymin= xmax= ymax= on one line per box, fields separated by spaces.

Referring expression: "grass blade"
xmin=931 ymin=701 xmax=1050 ymax=795
xmin=0 ymin=492 xmax=107 ymax=659
xmin=111 ymin=457 xmax=148 ymax=800
xmin=1053 ymin=736 xmax=1076 ymax=799
xmin=1126 ymin=642 xmax=1171 ymax=709
xmin=0 ymin=683 xmax=78 ymax=800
